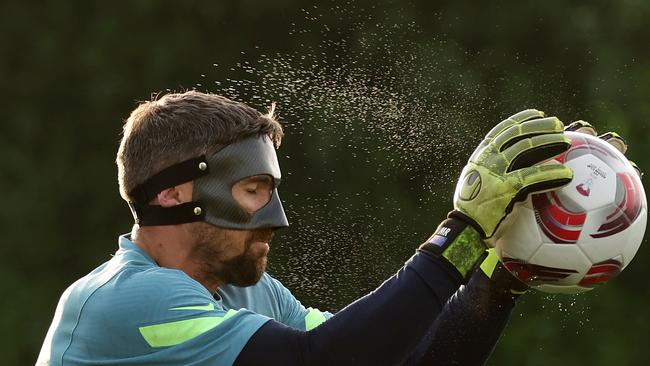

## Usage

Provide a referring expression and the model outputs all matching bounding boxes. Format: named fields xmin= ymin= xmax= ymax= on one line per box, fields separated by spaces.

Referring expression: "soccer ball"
xmin=488 ymin=131 xmax=647 ymax=294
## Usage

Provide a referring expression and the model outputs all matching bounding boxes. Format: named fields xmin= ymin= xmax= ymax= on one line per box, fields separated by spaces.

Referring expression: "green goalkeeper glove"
xmin=420 ymin=110 xmax=573 ymax=281
xmin=452 ymin=109 xmax=574 ymax=239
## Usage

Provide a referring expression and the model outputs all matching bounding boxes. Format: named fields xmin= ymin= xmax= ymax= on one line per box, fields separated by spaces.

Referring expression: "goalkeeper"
xmin=39 ymin=91 xmax=591 ymax=365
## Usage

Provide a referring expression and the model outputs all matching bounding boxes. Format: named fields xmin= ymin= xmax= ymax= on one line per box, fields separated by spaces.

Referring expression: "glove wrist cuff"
xmin=419 ymin=218 xmax=487 ymax=281
xmin=448 ymin=210 xmax=488 ymax=238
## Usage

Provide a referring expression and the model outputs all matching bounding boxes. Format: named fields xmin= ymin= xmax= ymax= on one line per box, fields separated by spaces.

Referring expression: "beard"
xmin=190 ymin=222 xmax=272 ymax=287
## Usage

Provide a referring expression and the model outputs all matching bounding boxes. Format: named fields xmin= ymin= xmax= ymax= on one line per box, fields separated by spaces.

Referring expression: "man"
xmin=38 ymin=91 xmax=609 ymax=365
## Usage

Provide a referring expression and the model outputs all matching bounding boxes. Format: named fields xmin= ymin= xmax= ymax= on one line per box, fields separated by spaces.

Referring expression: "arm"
xmin=407 ymin=250 xmax=527 ymax=366
xmin=235 ymin=249 xmax=465 ymax=366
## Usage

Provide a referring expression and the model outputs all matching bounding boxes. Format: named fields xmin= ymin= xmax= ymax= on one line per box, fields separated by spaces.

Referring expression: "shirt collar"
xmin=117 ymin=233 xmax=157 ymax=265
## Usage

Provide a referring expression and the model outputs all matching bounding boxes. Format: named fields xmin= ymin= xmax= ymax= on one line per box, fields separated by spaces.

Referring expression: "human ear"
xmin=154 ymin=182 xmax=193 ymax=207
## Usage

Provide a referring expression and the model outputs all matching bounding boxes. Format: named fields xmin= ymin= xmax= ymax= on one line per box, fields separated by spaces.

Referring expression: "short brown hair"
xmin=116 ymin=91 xmax=283 ymax=201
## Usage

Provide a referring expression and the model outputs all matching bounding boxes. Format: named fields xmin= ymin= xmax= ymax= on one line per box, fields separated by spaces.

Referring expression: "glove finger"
xmin=504 ymin=133 xmax=571 ymax=172
xmin=479 ymin=248 xmax=500 ymax=276
xmin=565 ymin=120 xmax=597 ymax=136
xmin=510 ymin=164 xmax=573 ymax=205
xmin=507 ymin=109 xmax=546 ymax=124
xmin=479 ymin=248 xmax=529 ymax=295
xmin=493 ymin=116 xmax=564 ymax=152
xmin=485 ymin=109 xmax=545 ymax=139
xmin=598 ymin=132 xmax=628 ymax=154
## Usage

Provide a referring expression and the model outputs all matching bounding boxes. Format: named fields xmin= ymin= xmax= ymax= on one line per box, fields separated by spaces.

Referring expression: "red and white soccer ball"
xmin=488 ymin=131 xmax=647 ymax=294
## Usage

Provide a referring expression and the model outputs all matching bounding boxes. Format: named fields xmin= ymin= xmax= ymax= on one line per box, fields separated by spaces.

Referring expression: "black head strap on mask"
xmin=128 ymin=156 xmax=209 ymax=226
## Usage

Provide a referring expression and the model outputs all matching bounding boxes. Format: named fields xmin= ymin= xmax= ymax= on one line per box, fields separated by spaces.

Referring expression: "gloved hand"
xmin=452 ymin=109 xmax=574 ymax=239
xmin=419 ymin=109 xmax=573 ymax=281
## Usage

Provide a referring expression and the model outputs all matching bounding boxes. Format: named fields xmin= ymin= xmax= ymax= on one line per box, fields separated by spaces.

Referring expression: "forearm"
xmin=235 ymin=252 xmax=463 ymax=366
xmin=411 ymin=267 xmax=520 ymax=366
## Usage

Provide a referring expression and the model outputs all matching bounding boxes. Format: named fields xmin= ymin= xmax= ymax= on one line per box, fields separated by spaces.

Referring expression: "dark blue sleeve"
xmin=404 ymin=264 xmax=521 ymax=366
xmin=234 ymin=251 xmax=463 ymax=366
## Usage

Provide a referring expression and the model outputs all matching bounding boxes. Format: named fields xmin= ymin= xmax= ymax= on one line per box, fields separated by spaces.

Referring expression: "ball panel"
xmin=533 ymin=192 xmax=585 ymax=244
xmin=501 ymin=256 xmax=578 ymax=287
xmin=576 ymin=206 xmax=629 ymax=263
xmin=528 ymin=243 xmax=592 ymax=286
xmin=559 ymin=154 xmax=617 ymax=212
xmin=621 ymin=207 xmax=647 ymax=269
xmin=577 ymin=258 xmax=622 ymax=289
xmin=492 ymin=204 xmax=542 ymax=262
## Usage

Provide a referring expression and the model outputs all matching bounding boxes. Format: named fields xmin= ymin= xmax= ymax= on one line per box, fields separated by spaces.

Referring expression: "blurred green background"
xmin=2 ymin=1 xmax=649 ymax=365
